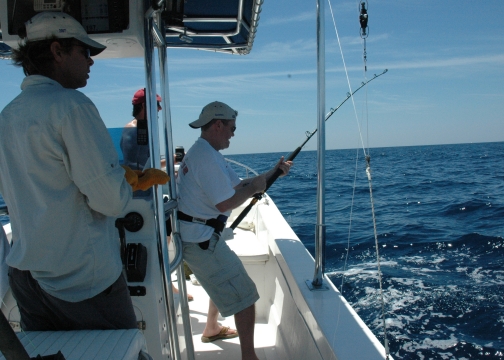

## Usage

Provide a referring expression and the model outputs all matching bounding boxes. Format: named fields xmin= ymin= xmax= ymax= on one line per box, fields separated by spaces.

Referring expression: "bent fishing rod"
xmin=230 ymin=68 xmax=388 ymax=230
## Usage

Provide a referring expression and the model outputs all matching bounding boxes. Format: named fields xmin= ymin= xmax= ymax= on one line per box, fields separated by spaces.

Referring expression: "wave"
xmin=323 ymin=230 xmax=504 ymax=359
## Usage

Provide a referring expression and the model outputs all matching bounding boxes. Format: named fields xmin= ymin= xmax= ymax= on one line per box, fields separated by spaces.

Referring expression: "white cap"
xmin=189 ymin=101 xmax=238 ymax=129
xmin=25 ymin=12 xmax=106 ymax=56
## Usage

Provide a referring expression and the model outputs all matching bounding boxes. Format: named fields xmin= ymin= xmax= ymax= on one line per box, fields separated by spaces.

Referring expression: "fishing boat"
xmin=0 ymin=0 xmax=391 ymax=359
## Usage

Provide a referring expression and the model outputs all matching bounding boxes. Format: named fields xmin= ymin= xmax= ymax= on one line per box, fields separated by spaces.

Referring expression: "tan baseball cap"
xmin=189 ymin=101 xmax=238 ymax=129
xmin=25 ymin=12 xmax=106 ymax=56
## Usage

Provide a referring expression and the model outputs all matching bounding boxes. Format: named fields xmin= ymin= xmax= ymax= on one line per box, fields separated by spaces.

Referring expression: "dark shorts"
xmin=8 ymin=267 xmax=137 ymax=331
xmin=182 ymin=233 xmax=259 ymax=317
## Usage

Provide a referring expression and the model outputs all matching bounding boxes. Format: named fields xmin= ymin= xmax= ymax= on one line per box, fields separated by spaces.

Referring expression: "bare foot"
xmin=172 ymin=284 xmax=193 ymax=301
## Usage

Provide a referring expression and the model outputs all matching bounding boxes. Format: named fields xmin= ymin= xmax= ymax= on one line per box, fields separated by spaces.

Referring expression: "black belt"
xmin=177 ymin=211 xmax=227 ymax=234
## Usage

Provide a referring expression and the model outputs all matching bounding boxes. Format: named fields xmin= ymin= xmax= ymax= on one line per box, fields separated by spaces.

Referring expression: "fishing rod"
xmin=230 ymin=68 xmax=388 ymax=230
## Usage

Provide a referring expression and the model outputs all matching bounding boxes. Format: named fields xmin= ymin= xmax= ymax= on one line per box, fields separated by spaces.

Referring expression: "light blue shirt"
xmin=177 ymin=138 xmax=240 ymax=243
xmin=0 ymin=76 xmax=132 ymax=302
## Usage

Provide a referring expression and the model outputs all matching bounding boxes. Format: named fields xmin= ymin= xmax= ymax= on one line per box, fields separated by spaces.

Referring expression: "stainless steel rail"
xmin=311 ymin=0 xmax=328 ymax=290
xmin=143 ymin=3 xmax=182 ymax=359
xmin=164 ymin=0 xmax=264 ymax=55
xmin=166 ymin=0 xmax=244 ymax=38
xmin=156 ymin=7 xmax=196 ymax=359
xmin=225 ymin=158 xmax=259 ymax=177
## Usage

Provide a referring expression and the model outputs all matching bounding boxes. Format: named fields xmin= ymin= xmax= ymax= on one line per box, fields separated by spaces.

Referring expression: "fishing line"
xmin=359 ymin=0 xmax=370 ymax=151
xmin=326 ymin=1 xmax=366 ymax=155
xmin=325 ymin=0 xmax=361 ymax=336
xmin=327 ymin=0 xmax=390 ymax=357
xmin=359 ymin=3 xmax=390 ymax=356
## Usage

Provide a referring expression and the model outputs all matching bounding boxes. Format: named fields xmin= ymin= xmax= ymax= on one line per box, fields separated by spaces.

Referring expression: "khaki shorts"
xmin=182 ymin=233 xmax=259 ymax=317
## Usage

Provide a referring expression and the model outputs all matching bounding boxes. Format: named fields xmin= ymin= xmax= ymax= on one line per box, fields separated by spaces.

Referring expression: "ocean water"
xmin=2 ymin=141 xmax=503 ymax=359
xmin=226 ymin=142 xmax=504 ymax=360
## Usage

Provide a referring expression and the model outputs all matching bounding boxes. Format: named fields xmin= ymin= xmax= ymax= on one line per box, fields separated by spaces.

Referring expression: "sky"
xmin=1 ymin=0 xmax=504 ymax=155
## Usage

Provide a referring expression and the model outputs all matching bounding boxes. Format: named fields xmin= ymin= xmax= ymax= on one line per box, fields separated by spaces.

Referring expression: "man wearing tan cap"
xmin=0 ymin=12 xmax=167 ymax=331
xmin=177 ymin=101 xmax=292 ymax=360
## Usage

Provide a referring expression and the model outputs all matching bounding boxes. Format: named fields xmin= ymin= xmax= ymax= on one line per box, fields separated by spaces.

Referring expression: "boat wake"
xmin=327 ymin=233 xmax=504 ymax=359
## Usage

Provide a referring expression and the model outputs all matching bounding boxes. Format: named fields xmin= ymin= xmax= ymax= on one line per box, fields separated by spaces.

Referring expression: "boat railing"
xmin=225 ymin=158 xmax=259 ymax=178
xmin=163 ymin=199 xmax=182 ymax=268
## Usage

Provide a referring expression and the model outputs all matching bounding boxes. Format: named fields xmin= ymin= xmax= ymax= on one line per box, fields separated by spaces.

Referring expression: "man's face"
xmin=59 ymin=43 xmax=93 ymax=89
xmin=138 ymin=102 xmax=162 ymax=121
xmin=218 ymin=119 xmax=236 ymax=150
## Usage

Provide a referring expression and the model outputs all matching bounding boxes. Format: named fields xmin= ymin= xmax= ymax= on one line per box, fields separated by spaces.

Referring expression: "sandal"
xmin=201 ymin=326 xmax=238 ymax=343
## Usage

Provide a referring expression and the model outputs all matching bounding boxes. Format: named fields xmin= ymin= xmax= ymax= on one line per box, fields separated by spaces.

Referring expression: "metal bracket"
xmin=9 ymin=321 xmax=21 ymax=331
xmin=305 ymin=279 xmax=329 ymax=291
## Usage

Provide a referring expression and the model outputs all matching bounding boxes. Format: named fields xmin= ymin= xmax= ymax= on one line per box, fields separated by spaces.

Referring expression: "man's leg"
xmin=202 ymin=299 xmax=237 ymax=338
xmin=234 ymin=304 xmax=259 ymax=360
xmin=9 ymin=267 xmax=137 ymax=330
xmin=9 ymin=267 xmax=57 ymax=330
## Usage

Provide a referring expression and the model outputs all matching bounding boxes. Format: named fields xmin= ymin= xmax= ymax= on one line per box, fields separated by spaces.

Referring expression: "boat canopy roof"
xmin=0 ymin=0 xmax=264 ymax=59
xmin=163 ymin=0 xmax=262 ymax=54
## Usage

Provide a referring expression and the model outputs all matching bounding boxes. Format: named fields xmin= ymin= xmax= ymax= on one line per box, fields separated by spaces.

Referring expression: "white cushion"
xmin=0 ymin=329 xmax=148 ymax=360
xmin=225 ymin=228 xmax=269 ymax=264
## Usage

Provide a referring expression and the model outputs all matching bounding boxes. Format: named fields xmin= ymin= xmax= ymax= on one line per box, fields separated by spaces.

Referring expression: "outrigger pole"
xmin=312 ymin=0 xmax=327 ymax=289
xmin=230 ymin=68 xmax=388 ymax=230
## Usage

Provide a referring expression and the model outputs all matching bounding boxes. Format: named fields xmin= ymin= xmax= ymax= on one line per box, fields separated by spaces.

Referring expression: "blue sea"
xmin=227 ymin=142 xmax=504 ymax=359
xmin=2 ymin=141 xmax=504 ymax=359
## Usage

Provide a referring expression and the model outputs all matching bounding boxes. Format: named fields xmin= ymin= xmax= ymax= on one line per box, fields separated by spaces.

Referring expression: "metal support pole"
xmin=307 ymin=0 xmax=329 ymax=291
xmin=143 ymin=5 xmax=181 ymax=359
xmin=155 ymin=10 xmax=196 ymax=360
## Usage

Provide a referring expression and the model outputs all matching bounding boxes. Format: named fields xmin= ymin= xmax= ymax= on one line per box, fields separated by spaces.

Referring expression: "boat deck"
xmin=182 ymin=276 xmax=278 ymax=360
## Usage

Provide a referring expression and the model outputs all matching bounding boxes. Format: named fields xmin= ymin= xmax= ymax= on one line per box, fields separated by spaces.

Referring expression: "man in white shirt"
xmin=177 ymin=101 xmax=292 ymax=360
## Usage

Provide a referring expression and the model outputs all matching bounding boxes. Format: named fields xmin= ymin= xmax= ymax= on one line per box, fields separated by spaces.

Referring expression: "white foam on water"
xmin=391 ymin=277 xmax=429 ymax=289
xmin=417 ymin=334 xmax=459 ymax=350
xmin=430 ymin=312 xmax=449 ymax=318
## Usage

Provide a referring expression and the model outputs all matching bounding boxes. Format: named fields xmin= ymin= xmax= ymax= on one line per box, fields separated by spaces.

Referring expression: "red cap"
xmin=132 ymin=89 xmax=162 ymax=105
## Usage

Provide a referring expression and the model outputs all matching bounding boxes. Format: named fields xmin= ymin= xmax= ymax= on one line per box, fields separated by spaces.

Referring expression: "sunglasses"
xmin=82 ymin=48 xmax=91 ymax=59
xmin=72 ymin=44 xmax=91 ymax=59
xmin=220 ymin=119 xmax=236 ymax=132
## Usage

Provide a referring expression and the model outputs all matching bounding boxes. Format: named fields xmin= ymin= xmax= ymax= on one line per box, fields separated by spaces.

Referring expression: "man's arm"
xmin=235 ymin=156 xmax=292 ymax=190
xmin=215 ymin=156 xmax=292 ymax=213
xmin=215 ymin=175 xmax=266 ymax=213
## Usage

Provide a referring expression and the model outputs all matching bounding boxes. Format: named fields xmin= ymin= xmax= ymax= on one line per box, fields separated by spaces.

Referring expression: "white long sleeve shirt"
xmin=0 ymin=76 xmax=132 ymax=302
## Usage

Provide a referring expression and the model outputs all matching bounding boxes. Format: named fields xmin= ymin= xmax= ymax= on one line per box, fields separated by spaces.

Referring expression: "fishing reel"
xmin=359 ymin=1 xmax=369 ymax=38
